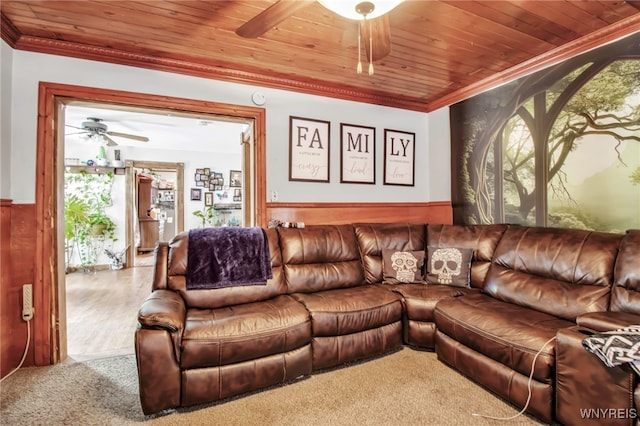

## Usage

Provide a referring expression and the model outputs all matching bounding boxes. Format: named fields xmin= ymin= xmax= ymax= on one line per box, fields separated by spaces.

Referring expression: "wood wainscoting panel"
xmin=265 ymin=201 xmax=452 ymax=226
xmin=1 ymin=202 xmax=36 ymax=378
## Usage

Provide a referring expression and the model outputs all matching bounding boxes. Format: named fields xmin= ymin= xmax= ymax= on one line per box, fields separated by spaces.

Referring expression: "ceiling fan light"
xmin=319 ymin=0 xmax=403 ymax=20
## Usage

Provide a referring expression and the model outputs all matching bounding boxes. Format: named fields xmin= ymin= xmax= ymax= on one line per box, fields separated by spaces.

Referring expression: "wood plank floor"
xmin=65 ymin=254 xmax=154 ymax=362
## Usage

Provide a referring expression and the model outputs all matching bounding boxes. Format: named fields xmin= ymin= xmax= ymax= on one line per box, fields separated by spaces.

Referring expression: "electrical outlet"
xmin=22 ymin=284 xmax=34 ymax=321
xmin=271 ymin=191 xmax=278 ymax=202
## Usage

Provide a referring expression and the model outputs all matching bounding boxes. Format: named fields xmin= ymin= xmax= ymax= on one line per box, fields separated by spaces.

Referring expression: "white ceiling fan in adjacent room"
xmin=66 ymin=117 xmax=150 ymax=146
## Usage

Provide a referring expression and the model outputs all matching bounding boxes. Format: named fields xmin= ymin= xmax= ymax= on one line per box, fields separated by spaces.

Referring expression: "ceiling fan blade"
xmin=236 ymin=0 xmax=315 ymax=38
xmin=65 ymin=131 xmax=89 ymax=136
xmin=107 ymin=131 xmax=149 ymax=142
xmin=65 ymin=124 xmax=86 ymax=130
xmin=361 ymin=15 xmax=392 ymax=62
xmin=103 ymin=135 xmax=118 ymax=147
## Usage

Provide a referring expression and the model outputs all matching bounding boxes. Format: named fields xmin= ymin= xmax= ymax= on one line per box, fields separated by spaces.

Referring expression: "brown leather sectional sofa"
xmin=135 ymin=223 xmax=640 ymax=424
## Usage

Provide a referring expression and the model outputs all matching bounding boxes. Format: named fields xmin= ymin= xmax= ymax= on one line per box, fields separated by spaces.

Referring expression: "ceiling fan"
xmin=66 ymin=117 xmax=150 ymax=146
xmin=236 ymin=1 xmax=400 ymax=63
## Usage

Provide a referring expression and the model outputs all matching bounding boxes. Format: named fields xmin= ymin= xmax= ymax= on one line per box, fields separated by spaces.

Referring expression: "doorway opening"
xmin=127 ymin=161 xmax=184 ymax=268
xmin=62 ymin=104 xmax=251 ymax=361
xmin=37 ymin=82 xmax=267 ymax=365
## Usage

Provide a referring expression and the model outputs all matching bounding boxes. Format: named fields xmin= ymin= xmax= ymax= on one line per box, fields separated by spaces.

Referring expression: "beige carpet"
xmin=1 ymin=348 xmax=542 ymax=425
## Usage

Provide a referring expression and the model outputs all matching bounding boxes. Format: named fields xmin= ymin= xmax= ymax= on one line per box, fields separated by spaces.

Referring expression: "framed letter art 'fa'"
xmin=289 ymin=116 xmax=330 ymax=182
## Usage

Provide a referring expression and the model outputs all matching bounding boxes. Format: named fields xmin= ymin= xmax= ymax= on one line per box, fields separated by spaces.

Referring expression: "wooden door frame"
xmin=36 ymin=82 xmax=267 ymax=364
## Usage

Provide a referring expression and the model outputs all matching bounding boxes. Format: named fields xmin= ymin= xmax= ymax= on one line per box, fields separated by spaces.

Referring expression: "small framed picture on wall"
xmin=230 ymin=170 xmax=242 ymax=187
xmin=190 ymin=188 xmax=202 ymax=201
xmin=204 ymin=191 xmax=214 ymax=206
xmin=383 ymin=129 xmax=415 ymax=186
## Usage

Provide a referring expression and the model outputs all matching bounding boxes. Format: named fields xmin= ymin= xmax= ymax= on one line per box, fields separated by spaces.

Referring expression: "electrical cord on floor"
xmin=471 ymin=335 xmax=557 ymax=421
xmin=0 ymin=319 xmax=31 ymax=383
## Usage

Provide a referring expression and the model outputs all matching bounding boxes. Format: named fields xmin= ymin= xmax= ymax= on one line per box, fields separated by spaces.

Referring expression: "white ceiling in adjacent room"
xmin=64 ymin=103 xmax=248 ymax=154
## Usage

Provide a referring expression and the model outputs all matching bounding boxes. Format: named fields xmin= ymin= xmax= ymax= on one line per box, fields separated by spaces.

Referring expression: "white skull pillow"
xmin=381 ymin=249 xmax=426 ymax=284
xmin=426 ymin=247 xmax=473 ymax=288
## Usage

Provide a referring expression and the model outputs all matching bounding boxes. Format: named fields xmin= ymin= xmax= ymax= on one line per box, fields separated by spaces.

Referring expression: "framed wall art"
xmin=289 ymin=116 xmax=330 ymax=182
xmin=194 ymin=168 xmax=213 ymax=186
xmin=340 ymin=123 xmax=375 ymax=184
xmin=383 ymin=129 xmax=415 ymax=186
xmin=230 ymin=170 xmax=242 ymax=187
xmin=204 ymin=191 xmax=214 ymax=206
xmin=190 ymin=188 xmax=202 ymax=201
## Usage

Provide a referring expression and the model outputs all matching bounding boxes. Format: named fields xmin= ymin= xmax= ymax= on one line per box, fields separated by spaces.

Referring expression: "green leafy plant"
xmin=64 ymin=194 xmax=90 ymax=272
xmin=64 ymin=170 xmax=117 ymax=271
xmin=193 ymin=206 xmax=216 ymax=227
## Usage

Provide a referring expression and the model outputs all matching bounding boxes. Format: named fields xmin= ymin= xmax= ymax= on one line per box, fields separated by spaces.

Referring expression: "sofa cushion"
xmin=392 ymin=283 xmax=473 ymax=322
xmin=354 ymin=223 xmax=426 ymax=284
xmin=427 ymin=224 xmax=508 ymax=289
xmin=484 ymin=226 xmax=620 ymax=321
xmin=381 ymin=248 xmax=426 ymax=284
xmin=292 ymin=285 xmax=403 ymax=336
xmin=279 ymin=225 xmax=365 ymax=293
xmin=426 ymin=246 xmax=473 ymax=287
xmin=165 ymin=228 xmax=287 ymax=309
xmin=180 ymin=295 xmax=311 ymax=369
xmin=611 ymin=230 xmax=640 ymax=315
xmin=435 ymin=293 xmax=573 ymax=382
xmin=577 ymin=311 xmax=640 ymax=332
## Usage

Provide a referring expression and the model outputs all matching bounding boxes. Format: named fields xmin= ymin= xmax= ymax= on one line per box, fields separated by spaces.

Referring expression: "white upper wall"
xmin=428 ymin=106 xmax=451 ymax=201
xmin=3 ymin=41 xmax=451 ymax=204
xmin=1 ymin=41 xmax=13 ymax=199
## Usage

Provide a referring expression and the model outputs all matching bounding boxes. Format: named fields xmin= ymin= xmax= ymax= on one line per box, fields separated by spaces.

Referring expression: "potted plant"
xmin=193 ymin=206 xmax=216 ymax=227
xmin=65 ymin=169 xmax=118 ymax=271
xmin=64 ymin=194 xmax=90 ymax=272
xmin=96 ymin=144 xmax=108 ymax=166
xmin=87 ymin=210 xmax=116 ymax=239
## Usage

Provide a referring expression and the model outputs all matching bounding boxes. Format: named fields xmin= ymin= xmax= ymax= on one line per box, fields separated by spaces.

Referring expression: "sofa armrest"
xmin=576 ymin=311 xmax=640 ymax=332
xmin=136 ymin=289 xmax=185 ymax=414
xmin=138 ymin=289 xmax=186 ymax=333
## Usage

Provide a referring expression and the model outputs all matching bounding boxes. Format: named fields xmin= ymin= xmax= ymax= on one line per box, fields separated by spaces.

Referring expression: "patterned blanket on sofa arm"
xmin=582 ymin=325 xmax=640 ymax=376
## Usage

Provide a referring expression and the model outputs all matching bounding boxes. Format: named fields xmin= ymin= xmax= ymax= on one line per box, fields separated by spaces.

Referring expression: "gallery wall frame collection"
xmin=288 ymin=116 xmax=415 ymax=187
xmin=192 ymin=167 xmax=243 ymax=206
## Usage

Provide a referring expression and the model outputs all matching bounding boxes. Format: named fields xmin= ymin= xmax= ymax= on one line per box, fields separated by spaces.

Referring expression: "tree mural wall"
xmin=450 ymin=33 xmax=640 ymax=233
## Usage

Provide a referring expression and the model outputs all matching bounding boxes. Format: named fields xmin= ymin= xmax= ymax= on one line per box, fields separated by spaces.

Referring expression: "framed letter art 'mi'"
xmin=289 ymin=116 xmax=330 ymax=182
xmin=384 ymin=129 xmax=415 ymax=186
xmin=340 ymin=123 xmax=376 ymax=184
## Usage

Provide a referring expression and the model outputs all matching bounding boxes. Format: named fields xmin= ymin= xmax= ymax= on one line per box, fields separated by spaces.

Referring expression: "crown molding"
xmin=3 ymin=13 xmax=639 ymax=113
xmin=0 ymin=13 xmax=19 ymax=47
xmin=7 ymin=34 xmax=431 ymax=113
xmin=428 ymin=15 xmax=640 ymax=111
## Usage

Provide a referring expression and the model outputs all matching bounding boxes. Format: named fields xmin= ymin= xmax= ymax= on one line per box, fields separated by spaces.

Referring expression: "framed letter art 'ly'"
xmin=340 ymin=123 xmax=376 ymax=184
xmin=384 ymin=129 xmax=415 ymax=186
xmin=289 ymin=116 xmax=330 ymax=182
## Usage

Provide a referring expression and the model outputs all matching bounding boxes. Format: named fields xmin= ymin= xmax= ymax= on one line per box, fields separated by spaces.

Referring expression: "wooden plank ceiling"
xmin=2 ymin=1 xmax=640 ymax=112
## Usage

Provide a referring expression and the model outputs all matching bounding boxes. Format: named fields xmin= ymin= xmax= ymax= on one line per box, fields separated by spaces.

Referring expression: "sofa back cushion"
xmin=484 ymin=226 xmax=621 ymax=321
xmin=161 ymin=228 xmax=287 ymax=309
xmin=354 ymin=223 xmax=426 ymax=284
xmin=279 ymin=225 xmax=365 ymax=293
xmin=610 ymin=230 xmax=640 ymax=315
xmin=427 ymin=224 xmax=508 ymax=289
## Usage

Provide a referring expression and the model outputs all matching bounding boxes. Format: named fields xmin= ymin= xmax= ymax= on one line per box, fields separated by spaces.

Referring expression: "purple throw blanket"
xmin=186 ymin=227 xmax=272 ymax=290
